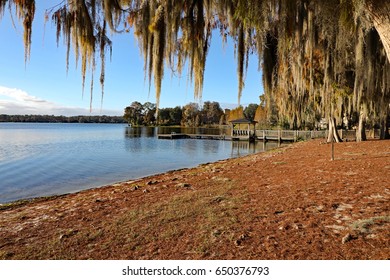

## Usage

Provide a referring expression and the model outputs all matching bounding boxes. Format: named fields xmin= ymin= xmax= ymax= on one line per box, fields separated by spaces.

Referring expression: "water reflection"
xmin=124 ymin=126 xmax=285 ymax=158
xmin=157 ymin=126 xmax=230 ymax=135
xmin=125 ymin=126 xmax=157 ymax=138
xmin=230 ymin=140 xmax=283 ymax=157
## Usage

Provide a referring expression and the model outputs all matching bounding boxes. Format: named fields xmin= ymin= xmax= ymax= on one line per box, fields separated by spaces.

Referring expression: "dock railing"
xmin=232 ymin=129 xmax=250 ymax=136
xmin=255 ymin=130 xmax=327 ymax=142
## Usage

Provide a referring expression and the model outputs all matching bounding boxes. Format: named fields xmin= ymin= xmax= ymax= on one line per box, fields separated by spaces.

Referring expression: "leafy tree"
xmin=181 ymin=103 xmax=200 ymax=127
xmin=142 ymin=102 xmax=156 ymax=125
xmin=169 ymin=106 xmax=183 ymax=125
xmin=123 ymin=106 xmax=137 ymax=126
xmin=157 ymin=108 xmax=171 ymax=125
xmin=219 ymin=114 xmax=226 ymax=126
xmin=254 ymin=105 xmax=267 ymax=128
xmin=194 ymin=114 xmax=201 ymax=127
xmin=201 ymin=101 xmax=224 ymax=125
xmin=157 ymin=106 xmax=182 ymax=125
xmin=227 ymin=107 xmax=244 ymax=122
xmin=244 ymin=104 xmax=259 ymax=122
xmin=124 ymin=101 xmax=143 ymax=126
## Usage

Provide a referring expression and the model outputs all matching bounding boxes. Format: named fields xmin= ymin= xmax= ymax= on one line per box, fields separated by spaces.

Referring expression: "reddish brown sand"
xmin=0 ymin=139 xmax=389 ymax=260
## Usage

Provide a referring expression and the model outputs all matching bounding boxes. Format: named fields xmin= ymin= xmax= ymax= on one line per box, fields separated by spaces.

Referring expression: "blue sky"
xmin=0 ymin=3 xmax=264 ymax=116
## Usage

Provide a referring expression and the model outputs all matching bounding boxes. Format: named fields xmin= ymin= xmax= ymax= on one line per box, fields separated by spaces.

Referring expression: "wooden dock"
xmin=157 ymin=133 xmax=229 ymax=140
xmin=157 ymin=133 xmax=189 ymax=139
xmin=158 ymin=130 xmax=328 ymax=142
xmin=157 ymin=129 xmax=383 ymax=142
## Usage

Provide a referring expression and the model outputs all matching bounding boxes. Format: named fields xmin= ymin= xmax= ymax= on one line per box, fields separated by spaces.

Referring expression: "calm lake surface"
xmin=0 ymin=123 xmax=281 ymax=203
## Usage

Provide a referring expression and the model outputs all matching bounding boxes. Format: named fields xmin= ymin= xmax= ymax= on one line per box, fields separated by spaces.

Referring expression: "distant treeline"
xmin=124 ymin=101 xmax=260 ymax=127
xmin=0 ymin=114 xmax=126 ymax=123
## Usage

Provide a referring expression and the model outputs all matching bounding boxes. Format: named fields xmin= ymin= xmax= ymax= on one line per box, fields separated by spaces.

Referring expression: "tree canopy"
xmin=123 ymin=100 xmax=226 ymax=126
xmin=1 ymin=0 xmax=389 ymax=139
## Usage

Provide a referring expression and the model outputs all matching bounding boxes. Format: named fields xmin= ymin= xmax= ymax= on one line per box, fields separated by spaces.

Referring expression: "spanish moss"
xmin=2 ymin=0 xmax=389 ymax=139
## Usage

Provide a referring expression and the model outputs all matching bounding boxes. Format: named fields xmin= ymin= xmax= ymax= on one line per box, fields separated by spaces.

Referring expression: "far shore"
xmin=0 ymin=139 xmax=389 ymax=260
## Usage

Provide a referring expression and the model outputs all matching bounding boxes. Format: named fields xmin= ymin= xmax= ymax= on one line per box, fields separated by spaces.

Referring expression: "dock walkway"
xmin=157 ymin=130 xmax=327 ymax=142
xmin=157 ymin=133 xmax=230 ymax=140
xmin=157 ymin=129 xmax=383 ymax=142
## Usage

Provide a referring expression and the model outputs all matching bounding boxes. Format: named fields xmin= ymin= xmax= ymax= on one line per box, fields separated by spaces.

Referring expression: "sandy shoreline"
xmin=0 ymin=139 xmax=389 ymax=259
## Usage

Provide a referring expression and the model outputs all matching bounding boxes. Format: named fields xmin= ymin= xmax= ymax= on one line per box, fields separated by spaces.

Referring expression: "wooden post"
xmin=331 ymin=135 xmax=334 ymax=161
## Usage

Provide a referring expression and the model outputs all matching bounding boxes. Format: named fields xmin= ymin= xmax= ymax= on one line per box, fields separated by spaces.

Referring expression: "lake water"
xmin=0 ymin=123 xmax=281 ymax=203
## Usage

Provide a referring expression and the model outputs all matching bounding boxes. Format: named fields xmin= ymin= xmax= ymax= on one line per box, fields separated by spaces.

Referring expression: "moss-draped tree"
xmin=1 ymin=0 xmax=389 ymax=140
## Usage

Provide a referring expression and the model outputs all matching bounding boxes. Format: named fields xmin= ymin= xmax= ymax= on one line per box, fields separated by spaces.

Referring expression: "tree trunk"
xmin=327 ymin=117 xmax=342 ymax=143
xmin=379 ymin=114 xmax=390 ymax=139
xmin=356 ymin=110 xmax=367 ymax=142
xmin=365 ymin=1 xmax=390 ymax=63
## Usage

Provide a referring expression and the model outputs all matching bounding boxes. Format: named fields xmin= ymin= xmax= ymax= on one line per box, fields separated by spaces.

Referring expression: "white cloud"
xmin=0 ymin=86 xmax=122 ymax=116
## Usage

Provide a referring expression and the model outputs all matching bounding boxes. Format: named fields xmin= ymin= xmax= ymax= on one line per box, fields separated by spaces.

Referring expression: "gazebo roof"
xmin=229 ymin=118 xmax=257 ymax=124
